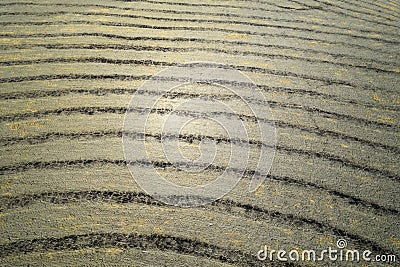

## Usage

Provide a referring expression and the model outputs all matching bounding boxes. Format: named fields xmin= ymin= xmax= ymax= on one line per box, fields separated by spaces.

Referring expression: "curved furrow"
xmin=1 ymin=112 xmax=398 ymax=152
xmin=289 ymin=0 xmax=399 ymax=28
xmin=0 ymin=130 xmax=398 ymax=216
xmin=0 ymin=47 xmax=398 ymax=76
xmin=321 ymin=0 xmax=399 ymax=22
xmin=1 ymin=98 xmax=398 ymax=133
xmin=349 ymin=0 xmax=400 ymax=15
xmin=5 ymin=0 xmax=379 ymax=32
xmin=1 ymin=33 xmax=398 ymax=67
xmin=0 ymin=129 xmax=398 ymax=180
xmin=338 ymin=0 xmax=400 ymax=18
xmin=0 ymin=190 xmax=396 ymax=256
xmin=0 ymin=11 xmax=398 ymax=44
xmin=0 ymin=61 xmax=397 ymax=94
xmin=1 ymin=20 xmax=398 ymax=55
xmin=112 ymin=0 xmax=316 ymax=13
xmin=0 ymin=232 xmax=265 ymax=266
xmin=113 ymin=0 xmax=399 ymax=28
xmin=0 ymin=85 xmax=398 ymax=113
xmin=0 ymin=3 xmax=398 ymax=37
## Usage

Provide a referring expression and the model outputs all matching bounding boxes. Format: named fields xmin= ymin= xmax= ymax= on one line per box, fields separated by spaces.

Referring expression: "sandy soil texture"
xmin=0 ymin=0 xmax=399 ymax=266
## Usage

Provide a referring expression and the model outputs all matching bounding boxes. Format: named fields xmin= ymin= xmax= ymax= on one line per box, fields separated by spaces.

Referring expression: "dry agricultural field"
xmin=0 ymin=0 xmax=399 ymax=266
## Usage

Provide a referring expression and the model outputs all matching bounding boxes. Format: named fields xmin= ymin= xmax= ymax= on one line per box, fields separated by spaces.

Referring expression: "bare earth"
xmin=0 ymin=0 xmax=399 ymax=266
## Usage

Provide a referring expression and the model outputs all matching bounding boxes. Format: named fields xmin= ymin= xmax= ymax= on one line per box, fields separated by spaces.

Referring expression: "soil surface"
xmin=0 ymin=0 xmax=399 ymax=266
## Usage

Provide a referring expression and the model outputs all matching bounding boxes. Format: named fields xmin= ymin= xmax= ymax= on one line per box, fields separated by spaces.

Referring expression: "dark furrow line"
xmin=218 ymin=199 xmax=395 ymax=256
xmin=0 ymin=159 xmax=124 ymax=175
xmin=1 ymin=83 xmax=398 ymax=147
xmin=337 ymin=0 xmax=400 ymax=18
xmin=261 ymin=174 xmax=400 ymax=216
xmin=0 ymin=123 xmax=398 ymax=181
xmin=276 ymin=144 xmax=399 ymax=181
xmin=135 ymin=157 xmax=399 ymax=197
xmin=0 ymin=148 xmax=396 ymax=216
xmin=111 ymin=61 xmax=400 ymax=94
xmin=0 ymin=97 xmax=398 ymax=151
xmin=113 ymin=0 xmax=318 ymax=13
xmin=1 ymin=90 xmax=398 ymax=132
xmin=0 ymin=73 xmax=150 ymax=84
xmin=1 ymin=127 xmax=399 ymax=188
xmin=0 ymin=3 xmax=396 ymax=37
xmin=187 ymin=0 xmax=400 ymax=17
xmin=0 ymin=11 xmax=398 ymax=44
xmin=0 ymin=32 xmax=397 ymax=67
xmin=0 ymin=60 xmax=396 ymax=94
xmin=120 ymin=0 xmax=400 ymax=28
xmin=0 ymin=0 xmax=295 ymax=10
xmin=4 ymin=0 xmax=392 ymax=30
xmin=0 ymin=159 xmax=398 ymax=216
xmin=142 ymin=129 xmax=400 ymax=182
xmin=94 ymin=130 xmax=399 ymax=181
xmin=1 ymin=85 xmax=398 ymax=113
xmin=378 ymin=1 xmax=400 ymax=14
xmin=0 ymin=94 xmax=398 ymax=152
xmin=0 ymin=1 xmax=315 ymax=14
xmin=348 ymin=0 xmax=400 ymax=16
xmin=1 ymin=20 xmax=398 ymax=55
xmin=0 ymin=106 xmax=124 ymax=122
xmin=318 ymin=4 xmax=398 ymax=28
xmin=1 ymin=76 xmax=398 ymax=128
xmin=0 ymin=130 xmax=123 ymax=146
xmin=276 ymin=120 xmax=400 ymax=154
xmin=386 ymin=0 xmax=399 ymax=6
xmin=0 ymin=190 xmax=395 ymax=256
xmin=0 ymin=46 xmax=397 ymax=75
xmin=0 ymin=76 xmax=395 ymax=127
xmin=288 ymin=0 xmax=399 ymax=28
xmin=138 ymin=96 xmax=400 ymax=130
xmin=0 ymin=232 xmax=269 ymax=266
xmin=136 ymin=0 xmax=317 ymax=10
xmin=317 ymin=0 xmax=398 ymax=22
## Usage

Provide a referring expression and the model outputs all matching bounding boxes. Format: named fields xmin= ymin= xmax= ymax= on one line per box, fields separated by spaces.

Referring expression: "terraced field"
xmin=0 ymin=0 xmax=399 ymax=266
